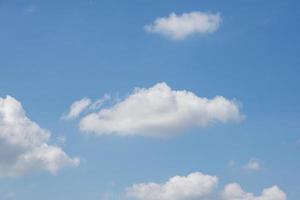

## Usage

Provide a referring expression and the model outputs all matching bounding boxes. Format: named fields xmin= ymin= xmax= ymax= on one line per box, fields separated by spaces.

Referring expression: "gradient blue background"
xmin=0 ymin=0 xmax=299 ymax=199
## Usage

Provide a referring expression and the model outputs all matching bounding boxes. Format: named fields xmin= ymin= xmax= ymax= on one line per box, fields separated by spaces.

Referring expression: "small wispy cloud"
xmin=56 ymin=136 xmax=67 ymax=145
xmin=62 ymin=94 xmax=111 ymax=120
xmin=25 ymin=5 xmax=38 ymax=14
xmin=243 ymin=158 xmax=262 ymax=171
xmin=89 ymin=94 xmax=111 ymax=110
xmin=227 ymin=160 xmax=236 ymax=168
xmin=62 ymin=98 xmax=92 ymax=120
xmin=3 ymin=192 xmax=16 ymax=200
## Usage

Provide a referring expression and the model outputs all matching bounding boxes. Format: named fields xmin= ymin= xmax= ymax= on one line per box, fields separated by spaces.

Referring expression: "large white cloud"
xmin=0 ymin=96 xmax=79 ymax=177
xmin=126 ymin=172 xmax=286 ymax=200
xmin=126 ymin=172 xmax=218 ymax=200
xmin=145 ymin=11 xmax=222 ymax=40
xmin=79 ymin=82 xmax=243 ymax=137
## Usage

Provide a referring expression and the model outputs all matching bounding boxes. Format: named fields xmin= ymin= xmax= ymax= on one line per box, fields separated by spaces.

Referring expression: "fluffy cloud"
xmin=145 ymin=11 xmax=222 ymax=40
xmin=244 ymin=158 xmax=262 ymax=171
xmin=222 ymin=183 xmax=286 ymax=200
xmin=0 ymin=96 xmax=79 ymax=177
xmin=63 ymin=98 xmax=91 ymax=120
xmin=79 ymin=82 xmax=243 ymax=137
xmin=126 ymin=172 xmax=218 ymax=200
xmin=126 ymin=172 xmax=286 ymax=200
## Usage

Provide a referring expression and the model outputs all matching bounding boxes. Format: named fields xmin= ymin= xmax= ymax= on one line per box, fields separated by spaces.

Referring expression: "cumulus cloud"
xmin=145 ymin=11 xmax=222 ymax=40
xmin=126 ymin=172 xmax=218 ymax=200
xmin=244 ymin=158 xmax=262 ymax=171
xmin=62 ymin=98 xmax=91 ymax=120
xmin=126 ymin=172 xmax=286 ymax=200
xmin=0 ymin=96 xmax=79 ymax=177
xmin=79 ymin=82 xmax=243 ymax=137
xmin=222 ymin=183 xmax=286 ymax=200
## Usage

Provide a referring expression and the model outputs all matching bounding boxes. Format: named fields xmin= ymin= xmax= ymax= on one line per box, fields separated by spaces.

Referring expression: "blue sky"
xmin=0 ymin=0 xmax=300 ymax=200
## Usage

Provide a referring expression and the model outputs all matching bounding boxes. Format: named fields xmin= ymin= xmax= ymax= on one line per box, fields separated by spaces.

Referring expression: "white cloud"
xmin=63 ymin=95 xmax=111 ymax=120
xmin=126 ymin=172 xmax=286 ymax=200
xmin=222 ymin=183 xmax=286 ymax=200
xmin=79 ymin=82 xmax=243 ymax=137
xmin=126 ymin=172 xmax=218 ymax=200
xmin=145 ymin=11 xmax=222 ymax=40
xmin=0 ymin=96 xmax=79 ymax=177
xmin=63 ymin=98 xmax=91 ymax=120
xmin=244 ymin=158 xmax=262 ymax=171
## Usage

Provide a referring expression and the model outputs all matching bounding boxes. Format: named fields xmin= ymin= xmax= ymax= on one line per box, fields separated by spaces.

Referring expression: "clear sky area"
xmin=0 ymin=0 xmax=299 ymax=200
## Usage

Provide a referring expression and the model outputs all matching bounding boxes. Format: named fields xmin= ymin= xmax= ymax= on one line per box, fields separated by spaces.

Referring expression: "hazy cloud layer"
xmin=79 ymin=82 xmax=243 ymax=137
xmin=145 ymin=11 xmax=222 ymax=40
xmin=0 ymin=96 xmax=79 ymax=177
